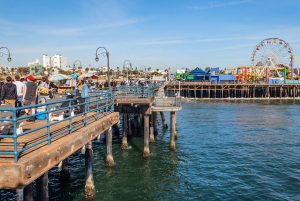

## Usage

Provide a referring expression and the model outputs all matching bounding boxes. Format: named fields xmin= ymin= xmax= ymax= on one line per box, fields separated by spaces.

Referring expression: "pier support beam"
xmin=106 ymin=128 xmax=115 ymax=167
xmin=149 ymin=113 xmax=155 ymax=143
xmin=24 ymin=183 xmax=34 ymax=201
xmin=121 ymin=115 xmax=129 ymax=150
xmin=128 ymin=115 xmax=133 ymax=137
xmin=113 ymin=123 xmax=120 ymax=137
xmin=84 ymin=142 xmax=95 ymax=201
xmin=16 ymin=188 xmax=24 ymax=201
xmin=60 ymin=158 xmax=70 ymax=182
xmin=153 ymin=112 xmax=158 ymax=136
xmin=160 ymin=112 xmax=168 ymax=129
xmin=36 ymin=172 xmax=49 ymax=201
xmin=169 ymin=111 xmax=176 ymax=151
xmin=143 ymin=114 xmax=150 ymax=159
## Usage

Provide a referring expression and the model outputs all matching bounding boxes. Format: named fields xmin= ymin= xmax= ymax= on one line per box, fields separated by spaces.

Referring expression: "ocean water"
xmin=1 ymin=101 xmax=300 ymax=201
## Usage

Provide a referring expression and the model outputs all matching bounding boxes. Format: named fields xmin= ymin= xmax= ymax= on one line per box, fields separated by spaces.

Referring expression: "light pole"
xmin=0 ymin=47 xmax=12 ymax=62
xmin=73 ymin=59 xmax=82 ymax=69
xmin=123 ymin=60 xmax=132 ymax=83
xmin=95 ymin=47 xmax=110 ymax=88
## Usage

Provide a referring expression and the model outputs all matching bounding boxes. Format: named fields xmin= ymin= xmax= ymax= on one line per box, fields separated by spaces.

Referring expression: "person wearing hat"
xmin=22 ymin=75 xmax=38 ymax=122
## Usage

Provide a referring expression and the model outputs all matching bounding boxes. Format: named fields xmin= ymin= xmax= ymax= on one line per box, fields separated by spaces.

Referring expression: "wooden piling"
xmin=60 ymin=158 xmax=70 ymax=182
xmin=143 ymin=114 xmax=150 ymax=159
xmin=84 ymin=142 xmax=95 ymax=201
xmin=160 ymin=111 xmax=168 ymax=129
xmin=149 ymin=113 xmax=155 ymax=143
xmin=128 ymin=114 xmax=133 ymax=136
xmin=170 ymin=111 xmax=176 ymax=151
xmin=105 ymin=128 xmax=115 ymax=167
xmin=16 ymin=188 xmax=24 ymax=201
xmin=24 ymin=183 xmax=34 ymax=201
xmin=36 ymin=172 xmax=49 ymax=201
xmin=153 ymin=112 xmax=158 ymax=136
xmin=121 ymin=115 xmax=129 ymax=150
xmin=113 ymin=123 xmax=120 ymax=137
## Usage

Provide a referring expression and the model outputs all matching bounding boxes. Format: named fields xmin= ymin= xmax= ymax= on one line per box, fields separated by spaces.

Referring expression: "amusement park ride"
xmin=249 ymin=38 xmax=294 ymax=83
xmin=175 ymin=38 xmax=296 ymax=84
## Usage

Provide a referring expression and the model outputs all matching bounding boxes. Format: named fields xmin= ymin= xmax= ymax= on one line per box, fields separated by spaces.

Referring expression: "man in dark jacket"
xmin=0 ymin=76 xmax=17 ymax=107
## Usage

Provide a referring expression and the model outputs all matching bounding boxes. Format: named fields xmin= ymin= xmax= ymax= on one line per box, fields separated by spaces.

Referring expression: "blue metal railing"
xmin=113 ymin=86 xmax=154 ymax=98
xmin=90 ymin=86 xmax=156 ymax=98
xmin=0 ymin=91 xmax=114 ymax=162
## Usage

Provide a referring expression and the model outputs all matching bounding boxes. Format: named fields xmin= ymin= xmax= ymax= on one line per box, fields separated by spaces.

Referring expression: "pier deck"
xmin=0 ymin=112 xmax=118 ymax=189
xmin=0 ymin=84 xmax=183 ymax=200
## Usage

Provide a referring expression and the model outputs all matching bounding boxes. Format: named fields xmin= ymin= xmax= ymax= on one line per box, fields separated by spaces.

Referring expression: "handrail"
xmin=0 ymin=91 xmax=114 ymax=162
xmin=153 ymin=97 xmax=182 ymax=108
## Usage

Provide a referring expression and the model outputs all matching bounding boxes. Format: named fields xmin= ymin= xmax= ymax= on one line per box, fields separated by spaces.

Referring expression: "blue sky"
xmin=0 ymin=0 xmax=300 ymax=70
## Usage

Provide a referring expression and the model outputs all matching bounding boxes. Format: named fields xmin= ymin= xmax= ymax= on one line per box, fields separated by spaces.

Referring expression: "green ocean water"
xmin=1 ymin=101 xmax=300 ymax=201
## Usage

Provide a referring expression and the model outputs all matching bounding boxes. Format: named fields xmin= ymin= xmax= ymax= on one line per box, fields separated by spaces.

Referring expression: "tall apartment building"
xmin=43 ymin=54 xmax=68 ymax=69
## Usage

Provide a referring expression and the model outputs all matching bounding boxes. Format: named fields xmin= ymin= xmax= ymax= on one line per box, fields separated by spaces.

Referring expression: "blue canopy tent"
xmin=190 ymin=67 xmax=210 ymax=81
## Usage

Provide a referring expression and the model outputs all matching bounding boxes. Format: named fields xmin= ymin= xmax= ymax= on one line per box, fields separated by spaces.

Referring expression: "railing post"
xmin=68 ymin=100 xmax=72 ymax=134
xmin=96 ymin=95 xmax=100 ymax=120
xmin=105 ymin=93 xmax=108 ymax=114
xmin=111 ymin=92 xmax=114 ymax=112
xmin=12 ymin=108 xmax=18 ymax=162
xmin=46 ymin=105 xmax=51 ymax=145
xmin=84 ymin=97 xmax=88 ymax=127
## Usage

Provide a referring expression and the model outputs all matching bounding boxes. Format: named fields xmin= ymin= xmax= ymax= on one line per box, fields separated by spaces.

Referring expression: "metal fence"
xmin=91 ymin=85 xmax=156 ymax=98
xmin=0 ymin=91 xmax=114 ymax=162
xmin=153 ymin=97 xmax=182 ymax=108
xmin=113 ymin=86 xmax=154 ymax=98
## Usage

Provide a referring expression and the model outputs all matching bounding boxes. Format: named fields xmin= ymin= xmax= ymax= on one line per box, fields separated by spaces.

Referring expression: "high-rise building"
xmin=43 ymin=54 xmax=68 ymax=69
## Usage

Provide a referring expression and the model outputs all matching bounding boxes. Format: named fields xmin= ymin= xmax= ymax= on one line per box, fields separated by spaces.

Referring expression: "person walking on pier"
xmin=81 ymin=78 xmax=90 ymax=114
xmin=0 ymin=76 xmax=17 ymax=107
xmin=14 ymin=75 xmax=24 ymax=116
xmin=23 ymin=75 xmax=38 ymax=122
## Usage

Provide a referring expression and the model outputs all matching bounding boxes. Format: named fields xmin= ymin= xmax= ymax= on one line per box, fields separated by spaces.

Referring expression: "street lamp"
xmin=95 ymin=47 xmax=110 ymax=88
xmin=123 ymin=60 xmax=132 ymax=83
xmin=73 ymin=59 xmax=82 ymax=69
xmin=0 ymin=47 xmax=12 ymax=62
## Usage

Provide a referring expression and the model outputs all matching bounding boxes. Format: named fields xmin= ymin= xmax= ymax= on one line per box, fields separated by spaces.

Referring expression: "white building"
xmin=28 ymin=59 xmax=40 ymax=66
xmin=43 ymin=54 xmax=68 ymax=69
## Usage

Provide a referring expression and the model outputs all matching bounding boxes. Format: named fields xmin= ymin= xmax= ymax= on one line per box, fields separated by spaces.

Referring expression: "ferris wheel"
xmin=251 ymin=38 xmax=294 ymax=74
xmin=251 ymin=38 xmax=295 ymax=79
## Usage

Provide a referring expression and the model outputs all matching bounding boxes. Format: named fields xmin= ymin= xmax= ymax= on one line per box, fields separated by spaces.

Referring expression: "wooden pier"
xmin=0 ymin=84 xmax=182 ymax=201
xmin=166 ymin=82 xmax=300 ymax=99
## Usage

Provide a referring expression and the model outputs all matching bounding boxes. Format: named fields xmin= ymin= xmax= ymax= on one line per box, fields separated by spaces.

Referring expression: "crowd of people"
xmin=0 ymin=75 xmax=156 ymax=122
xmin=0 ymin=75 xmax=57 ymax=121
